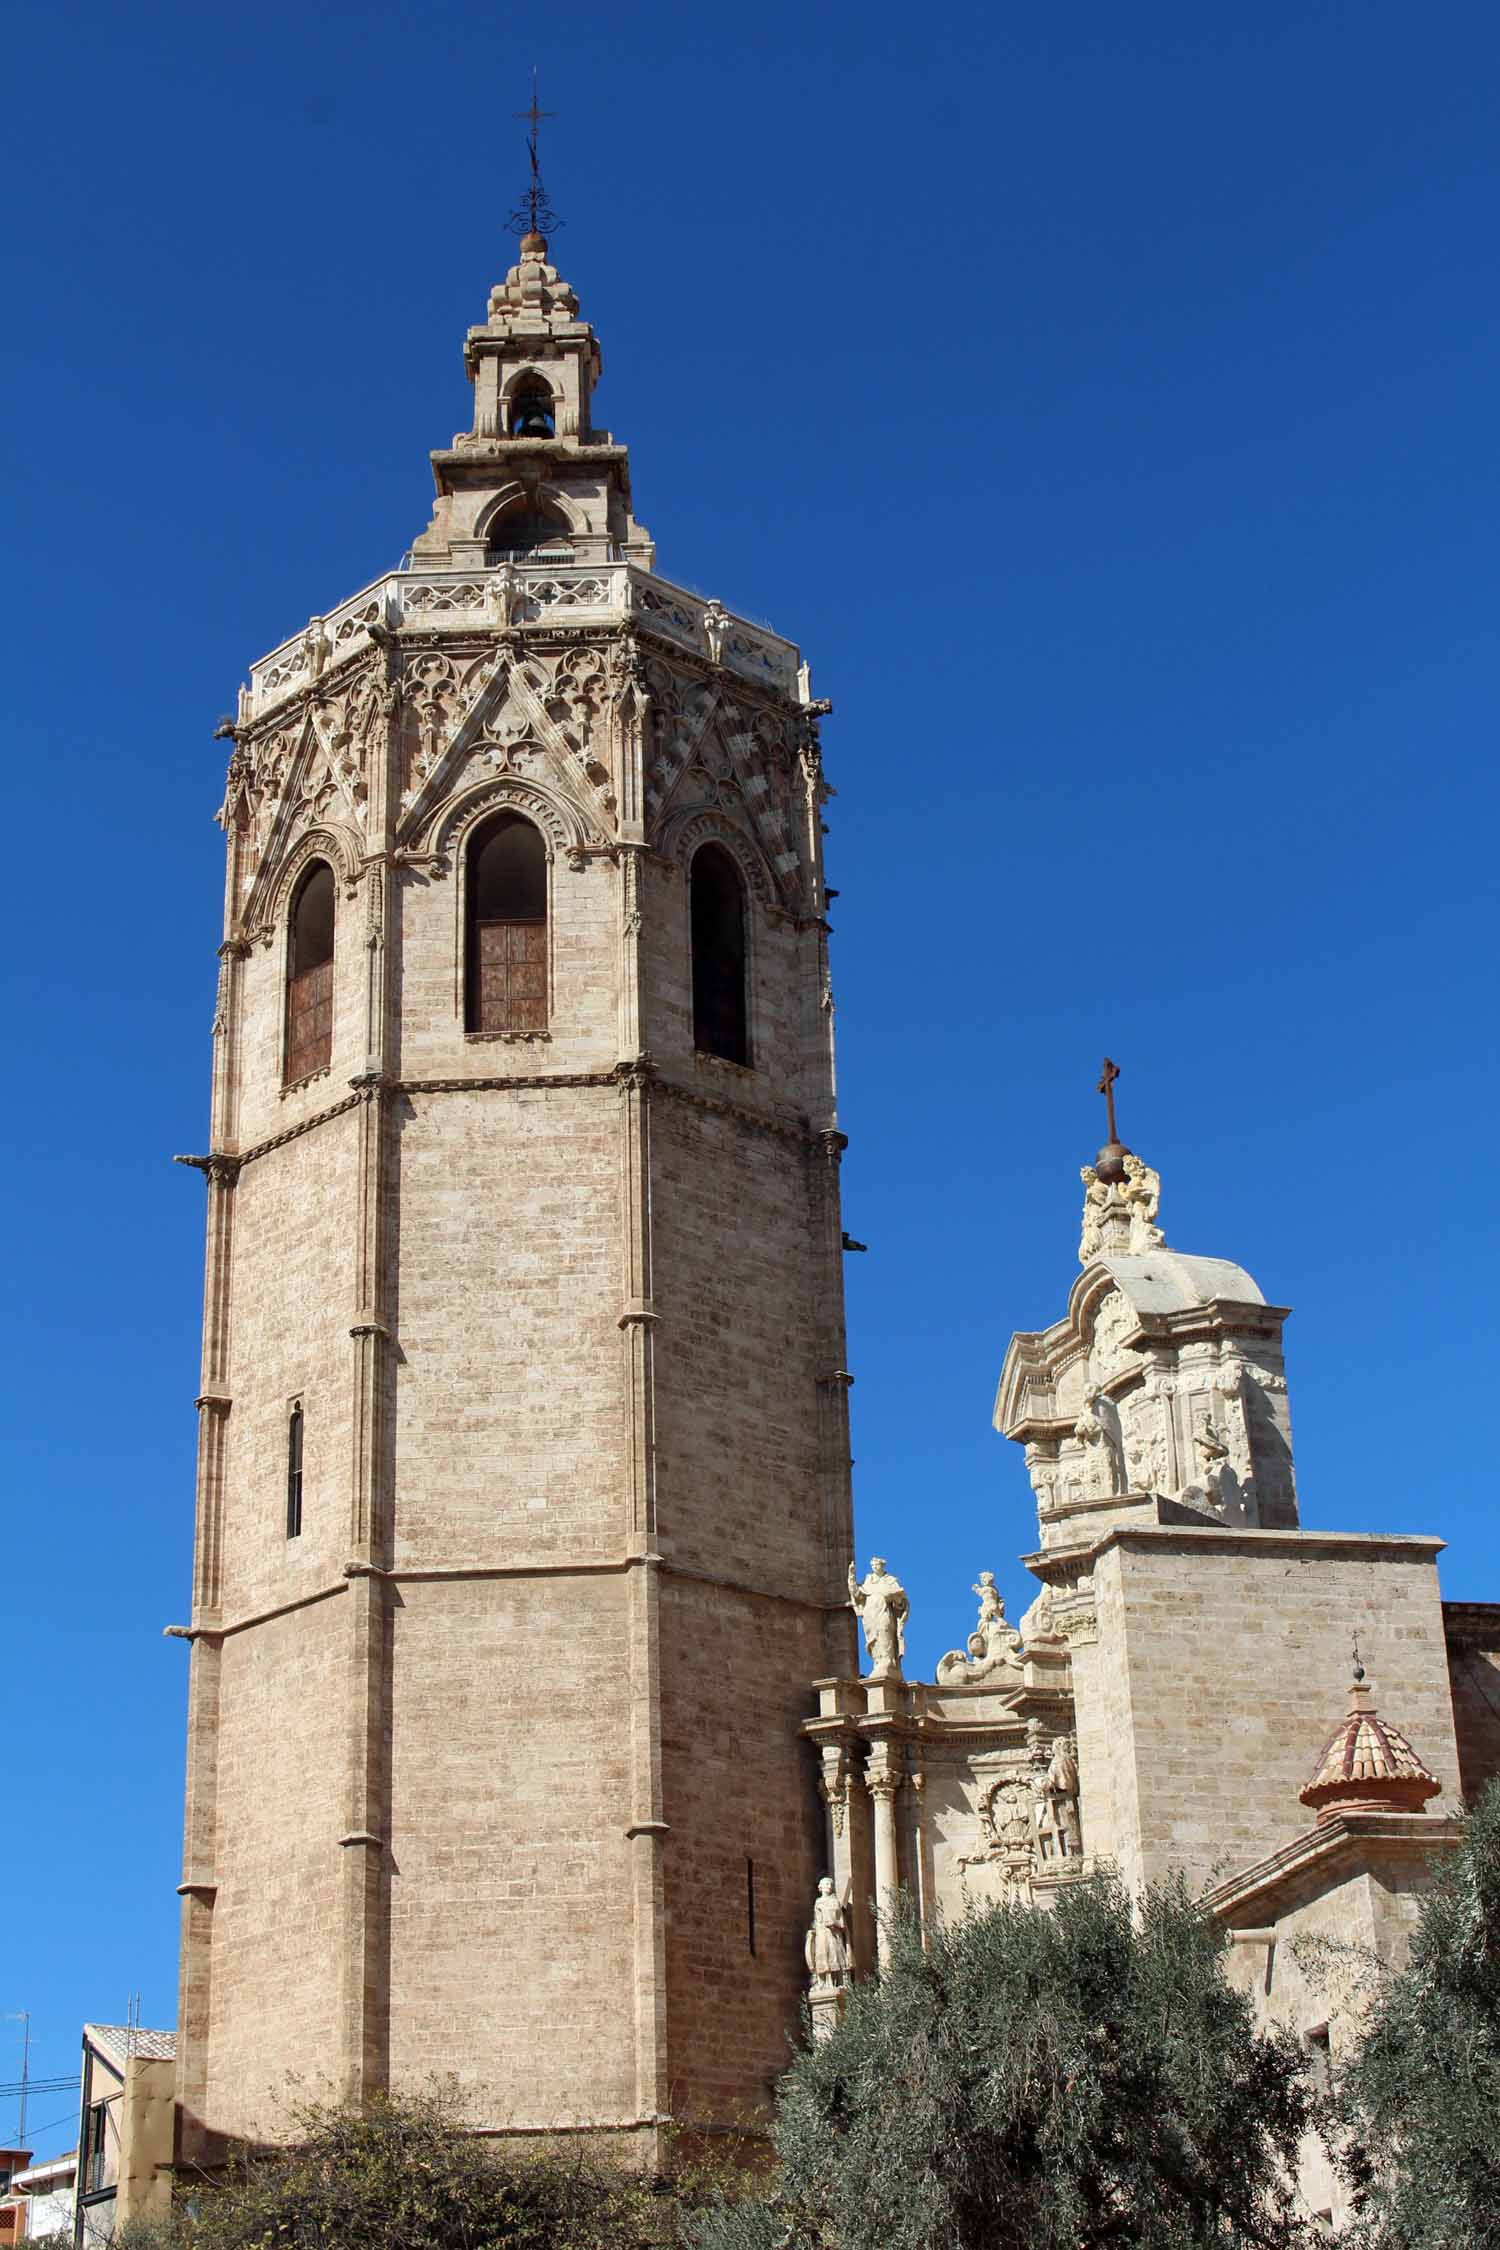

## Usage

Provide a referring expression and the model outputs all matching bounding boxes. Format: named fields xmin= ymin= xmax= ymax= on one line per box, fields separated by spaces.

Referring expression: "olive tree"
xmin=690 ymin=1872 xmax=1317 ymax=2250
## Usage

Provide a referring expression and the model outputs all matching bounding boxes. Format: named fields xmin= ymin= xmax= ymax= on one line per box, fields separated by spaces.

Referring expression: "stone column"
xmin=868 ymin=1764 xmax=902 ymax=1968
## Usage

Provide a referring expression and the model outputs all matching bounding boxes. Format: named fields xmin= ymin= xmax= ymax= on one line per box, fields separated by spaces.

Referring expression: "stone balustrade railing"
xmin=243 ymin=562 xmax=804 ymax=720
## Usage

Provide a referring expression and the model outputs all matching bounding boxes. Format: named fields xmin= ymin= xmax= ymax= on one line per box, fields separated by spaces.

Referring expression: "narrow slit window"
xmin=285 ymin=862 xmax=335 ymax=1083
xmin=466 ymin=814 xmax=548 ymax=1033
xmin=691 ymin=843 xmax=749 ymax=1066
xmin=1304 ymin=2022 xmax=1332 ymax=2096
xmin=746 ymin=1856 xmax=757 ymax=1956
xmin=286 ymin=1403 xmax=304 ymax=1540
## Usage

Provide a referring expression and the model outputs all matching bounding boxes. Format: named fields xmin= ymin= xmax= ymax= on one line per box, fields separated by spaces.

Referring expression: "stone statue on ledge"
xmin=1033 ymin=1735 xmax=1083 ymax=1865
xmin=849 ymin=1557 xmax=908 ymax=1679
xmin=936 ymin=1570 xmax=1023 ymax=1685
xmin=804 ymin=1876 xmax=851 ymax=1990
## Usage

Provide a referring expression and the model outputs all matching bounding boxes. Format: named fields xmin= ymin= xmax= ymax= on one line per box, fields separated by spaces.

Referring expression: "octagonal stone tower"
xmin=174 ymin=230 xmax=857 ymax=2163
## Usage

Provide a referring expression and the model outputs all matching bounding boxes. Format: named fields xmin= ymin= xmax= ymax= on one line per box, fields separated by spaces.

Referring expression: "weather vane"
xmin=510 ymin=71 xmax=560 ymax=240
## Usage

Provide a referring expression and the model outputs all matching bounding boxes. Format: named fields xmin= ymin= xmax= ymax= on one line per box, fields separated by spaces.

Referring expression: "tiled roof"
xmin=83 ymin=2024 xmax=177 ymax=2067
xmin=1300 ymin=1668 xmax=1441 ymax=1820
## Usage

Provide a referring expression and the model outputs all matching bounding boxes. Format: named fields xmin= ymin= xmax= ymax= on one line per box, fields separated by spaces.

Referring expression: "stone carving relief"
xmin=1017 ymin=1583 xmax=1063 ymax=1652
xmin=1088 ymin=1286 xmax=1139 ymax=1388
xmin=936 ymin=1572 xmax=1023 ymax=1686
xmin=1072 ymin=1405 xmax=1120 ymax=1499
xmin=849 ymin=1558 xmax=908 ymax=1680
xmin=956 ymin=1763 xmax=1049 ymax=1907
xmin=1079 ymin=1148 xmax=1165 ymax=1265
xmin=642 ymin=655 xmax=806 ymax=910
xmin=818 ymin=1747 xmax=849 ymax=1839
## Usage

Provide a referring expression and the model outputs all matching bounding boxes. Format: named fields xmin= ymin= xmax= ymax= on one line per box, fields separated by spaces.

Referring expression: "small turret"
xmin=1300 ymin=1652 xmax=1442 ymax=1822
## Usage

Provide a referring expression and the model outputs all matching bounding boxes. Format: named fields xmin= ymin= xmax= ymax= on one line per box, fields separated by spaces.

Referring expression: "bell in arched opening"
xmin=508 ymin=384 xmax=556 ymax=438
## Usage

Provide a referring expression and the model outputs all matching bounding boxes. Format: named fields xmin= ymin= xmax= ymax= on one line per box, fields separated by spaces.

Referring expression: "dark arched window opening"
xmin=484 ymin=503 xmax=573 ymax=563
xmin=507 ymin=382 xmax=556 ymax=438
xmin=691 ymin=843 xmax=749 ymax=1066
xmin=285 ymin=862 xmax=334 ymax=1083
xmin=286 ymin=1403 xmax=304 ymax=1540
xmin=466 ymin=814 xmax=548 ymax=1033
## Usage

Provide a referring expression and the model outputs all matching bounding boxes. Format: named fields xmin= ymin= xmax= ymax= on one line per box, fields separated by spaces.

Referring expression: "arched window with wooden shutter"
xmin=465 ymin=814 xmax=548 ymax=1033
xmin=285 ymin=862 xmax=335 ymax=1084
xmin=690 ymin=842 xmax=750 ymax=1066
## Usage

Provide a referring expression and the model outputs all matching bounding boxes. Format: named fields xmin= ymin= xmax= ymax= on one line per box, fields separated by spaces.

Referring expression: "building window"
xmin=285 ymin=862 xmax=335 ymax=1083
xmin=691 ymin=843 xmax=749 ymax=1066
xmin=286 ymin=1403 xmax=304 ymax=1540
xmin=745 ymin=1856 xmax=757 ymax=1957
xmin=1304 ymin=2022 xmax=1332 ymax=2096
xmin=466 ymin=814 xmax=548 ymax=1033
xmin=85 ymin=2100 xmax=108 ymax=2195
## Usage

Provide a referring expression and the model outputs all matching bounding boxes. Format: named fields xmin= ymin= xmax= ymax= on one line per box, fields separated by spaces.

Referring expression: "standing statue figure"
xmin=849 ymin=1557 xmax=909 ymax=1679
xmin=804 ymin=1876 xmax=851 ymax=1989
xmin=1033 ymin=1735 xmax=1083 ymax=1865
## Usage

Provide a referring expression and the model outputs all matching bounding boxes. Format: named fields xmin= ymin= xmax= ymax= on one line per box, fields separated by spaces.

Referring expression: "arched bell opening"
xmin=483 ymin=497 xmax=574 ymax=565
xmin=507 ymin=380 xmax=557 ymax=438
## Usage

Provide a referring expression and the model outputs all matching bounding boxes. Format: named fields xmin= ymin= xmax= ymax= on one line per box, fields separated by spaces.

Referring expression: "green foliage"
xmin=689 ymin=1873 xmax=1316 ymax=2250
xmin=1336 ymin=1780 xmax=1500 ymax=2249
xmin=131 ymin=2089 xmax=706 ymax=2250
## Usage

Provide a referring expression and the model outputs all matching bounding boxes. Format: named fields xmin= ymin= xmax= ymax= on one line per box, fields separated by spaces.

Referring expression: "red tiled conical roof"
xmin=1300 ymin=1662 xmax=1441 ymax=1821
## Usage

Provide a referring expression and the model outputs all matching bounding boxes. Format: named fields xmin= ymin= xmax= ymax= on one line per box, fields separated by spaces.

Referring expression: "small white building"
xmin=8 ymin=2151 xmax=76 ymax=2242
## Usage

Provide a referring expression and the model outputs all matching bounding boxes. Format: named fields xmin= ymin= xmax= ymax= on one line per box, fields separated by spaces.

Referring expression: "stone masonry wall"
xmin=1086 ymin=1531 xmax=1460 ymax=1892
xmin=1443 ymin=1601 xmax=1500 ymax=1803
xmin=658 ymin=1573 xmax=828 ymax=2125
xmin=204 ymin=1600 xmax=348 ymax=2137
xmin=390 ymin=1085 xmax=628 ymax=1566
xmin=220 ymin=1120 xmax=358 ymax=1615
xmin=386 ymin=1573 xmax=638 ymax=2122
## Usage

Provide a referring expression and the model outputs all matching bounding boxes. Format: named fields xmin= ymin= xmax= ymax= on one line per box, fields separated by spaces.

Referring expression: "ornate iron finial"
xmin=510 ymin=71 xmax=560 ymax=242
xmin=1352 ymin=1634 xmax=1366 ymax=1684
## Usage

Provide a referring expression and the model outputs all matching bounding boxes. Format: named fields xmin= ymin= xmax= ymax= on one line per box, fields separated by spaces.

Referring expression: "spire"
xmin=1078 ymin=1059 xmax=1165 ymax=1264
xmin=1299 ymin=1651 xmax=1442 ymax=1822
xmin=509 ymin=72 xmax=560 ymax=247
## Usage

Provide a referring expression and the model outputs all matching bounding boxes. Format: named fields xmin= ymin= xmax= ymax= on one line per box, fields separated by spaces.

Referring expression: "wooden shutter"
xmin=286 ymin=958 xmax=333 ymax=1081
xmin=476 ymin=919 xmax=547 ymax=1032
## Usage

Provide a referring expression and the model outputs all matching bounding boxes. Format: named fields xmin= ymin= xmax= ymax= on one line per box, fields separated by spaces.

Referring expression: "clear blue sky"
xmin=4 ymin=0 xmax=1497 ymax=2149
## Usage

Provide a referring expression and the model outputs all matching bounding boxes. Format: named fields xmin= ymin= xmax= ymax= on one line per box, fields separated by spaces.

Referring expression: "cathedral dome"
xmin=1299 ymin=1664 xmax=1442 ymax=1821
xmin=1096 ymin=1249 xmax=1267 ymax=1315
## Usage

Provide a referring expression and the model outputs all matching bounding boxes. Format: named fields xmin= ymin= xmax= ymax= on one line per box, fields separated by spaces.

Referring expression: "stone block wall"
xmin=1443 ymin=1601 xmax=1500 ymax=1804
xmin=1070 ymin=1528 xmax=1461 ymax=1892
xmin=203 ymin=1602 xmax=348 ymax=2137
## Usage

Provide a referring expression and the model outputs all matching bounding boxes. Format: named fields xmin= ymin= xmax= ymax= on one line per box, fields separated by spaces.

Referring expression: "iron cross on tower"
xmin=1097 ymin=1057 xmax=1121 ymax=1144
xmin=511 ymin=73 xmax=560 ymax=239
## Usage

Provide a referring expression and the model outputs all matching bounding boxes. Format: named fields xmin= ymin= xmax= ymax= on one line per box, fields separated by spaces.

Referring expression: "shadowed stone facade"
xmin=175 ymin=230 xmax=855 ymax=2163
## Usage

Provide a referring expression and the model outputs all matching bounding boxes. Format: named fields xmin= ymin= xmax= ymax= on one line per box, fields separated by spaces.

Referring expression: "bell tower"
xmin=174 ymin=214 xmax=856 ymax=2163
